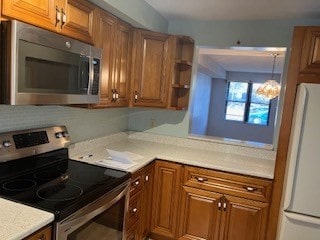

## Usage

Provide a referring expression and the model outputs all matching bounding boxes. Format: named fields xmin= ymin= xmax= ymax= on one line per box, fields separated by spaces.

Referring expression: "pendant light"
xmin=256 ymin=53 xmax=281 ymax=99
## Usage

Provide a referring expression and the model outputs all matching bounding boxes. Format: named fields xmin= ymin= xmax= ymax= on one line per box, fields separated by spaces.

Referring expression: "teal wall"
xmin=0 ymin=105 xmax=128 ymax=143
xmin=128 ymin=18 xmax=320 ymax=139
xmin=89 ymin=0 xmax=168 ymax=32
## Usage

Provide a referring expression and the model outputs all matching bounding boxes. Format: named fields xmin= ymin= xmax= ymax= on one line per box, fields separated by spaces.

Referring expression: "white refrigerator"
xmin=277 ymin=83 xmax=320 ymax=240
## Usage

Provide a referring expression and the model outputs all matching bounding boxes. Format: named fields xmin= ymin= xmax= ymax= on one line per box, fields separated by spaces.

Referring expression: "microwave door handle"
xmin=87 ymin=56 xmax=93 ymax=95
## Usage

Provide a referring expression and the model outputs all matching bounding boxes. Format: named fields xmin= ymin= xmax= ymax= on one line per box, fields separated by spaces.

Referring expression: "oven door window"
xmin=67 ymin=196 xmax=125 ymax=240
xmin=18 ymin=40 xmax=90 ymax=95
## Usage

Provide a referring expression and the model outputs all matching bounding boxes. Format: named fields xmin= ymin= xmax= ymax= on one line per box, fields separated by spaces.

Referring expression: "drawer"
xmin=126 ymin=221 xmax=139 ymax=240
xmin=183 ymin=166 xmax=272 ymax=202
xmin=24 ymin=225 xmax=52 ymax=240
xmin=126 ymin=191 xmax=142 ymax=230
xmin=130 ymin=169 xmax=144 ymax=197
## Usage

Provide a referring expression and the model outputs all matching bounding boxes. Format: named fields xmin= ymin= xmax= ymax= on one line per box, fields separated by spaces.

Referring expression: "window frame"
xmin=225 ymin=81 xmax=271 ymax=126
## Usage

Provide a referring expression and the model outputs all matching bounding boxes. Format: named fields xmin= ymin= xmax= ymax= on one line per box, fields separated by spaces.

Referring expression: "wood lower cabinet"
xmin=177 ymin=166 xmax=272 ymax=240
xmin=24 ymin=225 xmax=52 ymax=240
xmin=221 ymin=195 xmax=269 ymax=240
xmin=178 ymin=186 xmax=222 ymax=240
xmin=150 ymin=160 xmax=183 ymax=240
xmin=125 ymin=162 xmax=155 ymax=240
xmin=139 ymin=162 xmax=155 ymax=239
xmin=2 ymin=0 xmax=95 ymax=43
xmin=131 ymin=29 xmax=172 ymax=108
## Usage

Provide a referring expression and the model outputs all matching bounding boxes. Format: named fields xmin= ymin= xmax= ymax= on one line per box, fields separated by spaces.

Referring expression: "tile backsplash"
xmin=0 ymin=105 xmax=129 ymax=143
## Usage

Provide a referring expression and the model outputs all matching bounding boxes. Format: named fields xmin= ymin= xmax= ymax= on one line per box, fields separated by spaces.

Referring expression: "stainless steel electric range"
xmin=0 ymin=126 xmax=131 ymax=240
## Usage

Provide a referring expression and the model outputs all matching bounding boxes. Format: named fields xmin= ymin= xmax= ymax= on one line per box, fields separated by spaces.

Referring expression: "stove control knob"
xmin=62 ymin=131 xmax=69 ymax=137
xmin=55 ymin=132 xmax=63 ymax=138
xmin=3 ymin=140 xmax=11 ymax=148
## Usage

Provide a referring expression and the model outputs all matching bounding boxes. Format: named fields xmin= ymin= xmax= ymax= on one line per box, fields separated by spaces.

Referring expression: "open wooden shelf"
xmin=168 ymin=35 xmax=195 ymax=110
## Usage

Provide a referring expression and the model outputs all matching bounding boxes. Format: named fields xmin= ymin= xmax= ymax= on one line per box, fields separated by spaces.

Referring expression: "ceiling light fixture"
xmin=256 ymin=53 xmax=281 ymax=99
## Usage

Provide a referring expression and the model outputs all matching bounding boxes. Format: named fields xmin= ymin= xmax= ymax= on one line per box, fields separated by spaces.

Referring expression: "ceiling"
xmin=144 ymin=0 xmax=320 ymax=21
xmin=198 ymin=47 xmax=287 ymax=76
xmin=143 ymin=0 xmax=310 ymax=75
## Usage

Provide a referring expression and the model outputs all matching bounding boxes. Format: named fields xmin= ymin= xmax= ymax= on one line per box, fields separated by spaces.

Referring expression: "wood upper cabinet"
xmin=2 ymin=0 xmax=56 ymax=30
xmin=1 ymin=0 xmax=95 ymax=43
xmin=58 ymin=0 xmax=95 ymax=43
xmin=297 ymin=27 xmax=320 ymax=83
xmin=131 ymin=29 xmax=173 ymax=108
xmin=168 ymin=36 xmax=194 ymax=110
xmin=93 ymin=10 xmax=132 ymax=108
xmin=150 ymin=160 xmax=183 ymax=239
xmin=113 ymin=20 xmax=133 ymax=106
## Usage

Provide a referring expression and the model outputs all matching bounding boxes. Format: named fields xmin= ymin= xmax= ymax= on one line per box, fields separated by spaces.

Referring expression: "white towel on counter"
xmin=94 ymin=149 xmax=143 ymax=170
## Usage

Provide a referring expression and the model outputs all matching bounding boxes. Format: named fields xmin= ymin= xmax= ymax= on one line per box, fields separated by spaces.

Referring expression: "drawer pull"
xmin=132 ymin=207 xmax=138 ymax=213
xmin=134 ymin=181 xmax=140 ymax=186
xmin=244 ymin=186 xmax=258 ymax=192
xmin=38 ymin=234 xmax=46 ymax=240
xmin=217 ymin=201 xmax=222 ymax=210
xmin=195 ymin=176 xmax=208 ymax=182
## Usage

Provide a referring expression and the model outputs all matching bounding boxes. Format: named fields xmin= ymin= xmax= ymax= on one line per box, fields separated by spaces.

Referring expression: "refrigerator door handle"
xmin=284 ymin=212 xmax=320 ymax=225
xmin=283 ymin=85 xmax=308 ymax=210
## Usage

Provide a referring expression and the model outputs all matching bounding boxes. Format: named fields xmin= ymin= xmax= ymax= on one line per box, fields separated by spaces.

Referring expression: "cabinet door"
xmin=221 ymin=195 xmax=269 ymax=240
xmin=113 ymin=20 xmax=132 ymax=107
xmin=59 ymin=0 xmax=95 ymax=43
xmin=132 ymin=30 xmax=172 ymax=108
xmin=178 ymin=186 xmax=222 ymax=240
xmin=150 ymin=160 xmax=182 ymax=239
xmin=139 ymin=163 xmax=155 ymax=239
xmin=2 ymin=0 xmax=56 ymax=31
xmin=92 ymin=10 xmax=117 ymax=107
xmin=299 ymin=27 xmax=320 ymax=77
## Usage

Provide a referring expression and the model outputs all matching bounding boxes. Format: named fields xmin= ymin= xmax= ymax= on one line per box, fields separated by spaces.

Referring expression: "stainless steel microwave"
xmin=0 ymin=20 xmax=101 ymax=105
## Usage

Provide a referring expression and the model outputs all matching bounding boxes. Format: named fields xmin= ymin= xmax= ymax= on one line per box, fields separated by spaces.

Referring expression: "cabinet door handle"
xmin=218 ymin=201 xmax=222 ymax=210
xmin=115 ymin=90 xmax=119 ymax=101
xmin=223 ymin=202 xmax=227 ymax=211
xmin=244 ymin=186 xmax=258 ymax=192
xmin=195 ymin=176 xmax=208 ymax=183
xmin=145 ymin=175 xmax=149 ymax=182
xmin=56 ymin=6 xmax=61 ymax=26
xmin=134 ymin=180 xmax=140 ymax=186
xmin=132 ymin=207 xmax=138 ymax=213
xmin=61 ymin=8 xmax=67 ymax=28
xmin=134 ymin=91 xmax=138 ymax=102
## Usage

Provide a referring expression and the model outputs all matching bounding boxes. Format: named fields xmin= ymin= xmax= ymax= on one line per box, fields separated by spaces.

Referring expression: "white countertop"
xmin=69 ymin=132 xmax=276 ymax=179
xmin=0 ymin=131 xmax=276 ymax=239
xmin=0 ymin=198 xmax=54 ymax=240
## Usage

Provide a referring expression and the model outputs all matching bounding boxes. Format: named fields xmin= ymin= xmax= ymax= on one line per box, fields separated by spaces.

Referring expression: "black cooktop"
xmin=0 ymin=148 xmax=130 ymax=221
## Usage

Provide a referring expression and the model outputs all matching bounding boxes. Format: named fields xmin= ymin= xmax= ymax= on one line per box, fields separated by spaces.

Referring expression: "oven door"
xmin=55 ymin=180 xmax=130 ymax=240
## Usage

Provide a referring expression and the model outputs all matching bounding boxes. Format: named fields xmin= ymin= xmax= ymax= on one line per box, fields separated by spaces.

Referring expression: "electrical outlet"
xmin=150 ymin=118 xmax=156 ymax=128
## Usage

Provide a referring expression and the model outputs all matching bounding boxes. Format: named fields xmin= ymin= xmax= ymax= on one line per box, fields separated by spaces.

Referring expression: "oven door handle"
xmin=55 ymin=180 xmax=130 ymax=240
